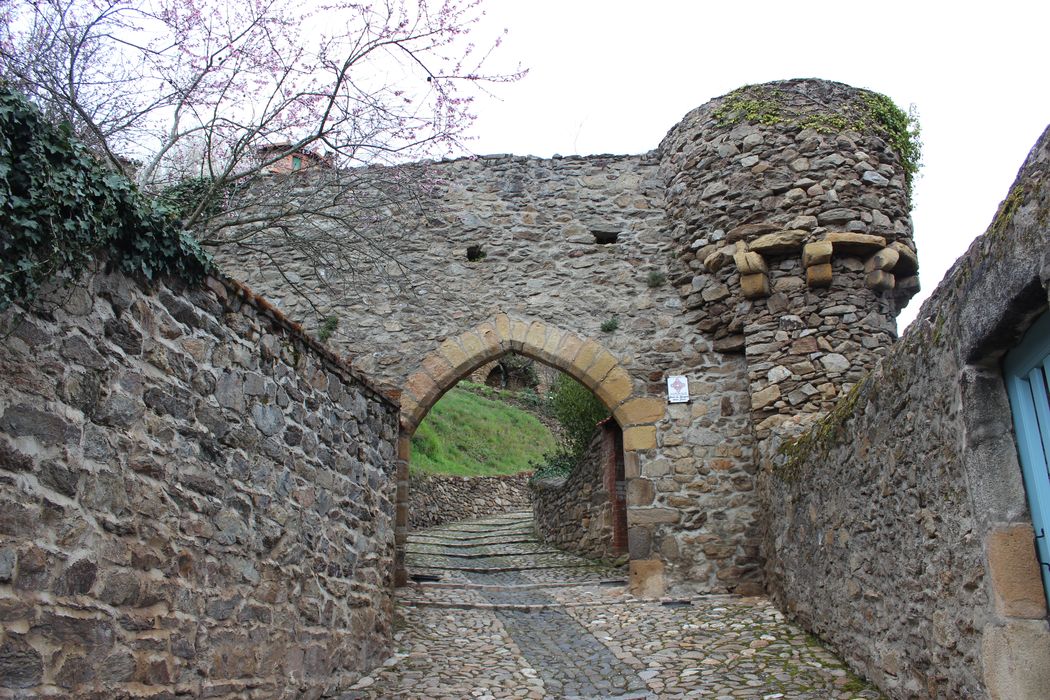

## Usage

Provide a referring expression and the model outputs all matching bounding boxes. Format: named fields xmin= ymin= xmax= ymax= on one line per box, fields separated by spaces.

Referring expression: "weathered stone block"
xmin=627 ymin=478 xmax=655 ymax=506
xmin=437 ymin=338 xmax=470 ymax=374
xmin=403 ymin=371 xmax=440 ymax=407
xmin=0 ymin=404 xmax=80 ymax=446
xmin=749 ymin=229 xmax=808 ymax=255
xmin=595 ymin=366 xmax=632 ymax=408
xmin=865 ymin=269 xmax=895 ymax=291
xmin=420 ymin=353 xmax=456 ymax=388
xmin=457 ymin=331 xmax=493 ymax=366
xmin=0 ymin=635 xmax=43 ymax=689
xmin=539 ymin=327 xmax=566 ymax=365
xmin=506 ymin=319 xmax=530 ymax=352
xmin=704 ymin=245 xmax=734 ymax=272
xmin=623 ymin=425 xmax=657 ymax=451
xmin=572 ymin=340 xmax=602 ymax=379
xmin=726 ymin=222 xmax=778 ymax=242
xmin=733 ymin=250 xmax=767 ymax=275
xmin=981 ymin=619 xmax=1050 ymax=700
xmin=890 ymin=241 xmax=919 ymax=275
xmin=613 ymin=397 xmax=665 ymax=426
xmin=825 ymin=231 xmax=887 ymax=255
xmin=554 ymin=333 xmax=585 ymax=369
xmin=802 ymin=241 xmax=833 ymax=268
xmin=492 ymin=314 xmax=512 ymax=343
xmin=751 ymin=384 xmax=781 ymax=410
xmin=628 ymin=507 xmax=680 ymax=525
xmin=806 ymin=263 xmax=833 ymax=288
xmin=865 ymin=247 xmax=900 ymax=272
xmin=986 ymin=524 xmax=1047 ymax=619
xmin=628 ymin=559 xmax=666 ymax=597
xmin=582 ymin=351 xmax=617 ymax=390
xmin=522 ymin=322 xmax=548 ymax=359
xmin=740 ymin=273 xmax=770 ymax=299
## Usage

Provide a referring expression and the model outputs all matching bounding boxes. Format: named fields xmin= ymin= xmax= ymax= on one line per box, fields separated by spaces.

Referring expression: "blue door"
xmin=1004 ymin=312 xmax=1050 ymax=603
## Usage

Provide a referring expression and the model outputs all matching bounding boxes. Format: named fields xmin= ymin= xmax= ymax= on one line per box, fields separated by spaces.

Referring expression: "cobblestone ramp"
xmin=342 ymin=512 xmax=886 ymax=699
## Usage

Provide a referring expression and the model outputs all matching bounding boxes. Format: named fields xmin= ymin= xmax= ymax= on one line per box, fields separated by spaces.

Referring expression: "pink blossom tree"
xmin=1 ymin=0 xmax=522 ymax=307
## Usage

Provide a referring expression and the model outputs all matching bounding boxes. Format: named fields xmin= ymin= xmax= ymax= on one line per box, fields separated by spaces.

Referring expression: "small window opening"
xmin=466 ymin=245 xmax=486 ymax=262
xmin=591 ymin=229 xmax=619 ymax=244
xmin=291 ymin=155 xmax=303 ymax=170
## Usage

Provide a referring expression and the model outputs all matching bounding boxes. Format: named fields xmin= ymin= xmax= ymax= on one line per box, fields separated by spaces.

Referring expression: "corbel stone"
xmin=733 ymin=247 xmax=767 ymax=275
xmin=890 ymin=241 xmax=919 ymax=276
xmin=740 ymin=273 xmax=771 ymax=299
xmin=865 ymin=246 xmax=900 ymax=273
xmin=802 ymin=241 xmax=833 ymax=268
xmin=749 ymin=229 xmax=808 ymax=255
xmin=733 ymin=242 xmax=770 ymax=299
xmin=864 ymin=247 xmax=900 ymax=291
xmin=865 ymin=269 xmax=895 ymax=292
xmin=704 ymin=244 xmax=735 ymax=273
xmin=806 ymin=263 xmax=833 ymax=288
xmin=824 ymin=231 xmax=887 ymax=255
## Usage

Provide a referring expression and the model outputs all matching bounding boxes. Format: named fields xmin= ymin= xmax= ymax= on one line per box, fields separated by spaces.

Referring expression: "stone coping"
xmin=210 ymin=271 xmax=399 ymax=408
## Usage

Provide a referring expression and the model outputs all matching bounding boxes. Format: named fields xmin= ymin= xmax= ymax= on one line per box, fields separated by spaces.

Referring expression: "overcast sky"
xmin=460 ymin=1 xmax=1050 ymax=328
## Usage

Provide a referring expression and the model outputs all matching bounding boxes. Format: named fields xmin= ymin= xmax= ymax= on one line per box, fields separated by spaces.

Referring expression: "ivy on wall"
xmin=0 ymin=87 xmax=210 ymax=312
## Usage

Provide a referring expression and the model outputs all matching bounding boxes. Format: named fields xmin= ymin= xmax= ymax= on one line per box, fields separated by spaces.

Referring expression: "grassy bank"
xmin=410 ymin=385 xmax=556 ymax=476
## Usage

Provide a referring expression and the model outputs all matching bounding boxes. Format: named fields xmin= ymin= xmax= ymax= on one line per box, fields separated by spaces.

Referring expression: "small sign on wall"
xmin=666 ymin=375 xmax=690 ymax=403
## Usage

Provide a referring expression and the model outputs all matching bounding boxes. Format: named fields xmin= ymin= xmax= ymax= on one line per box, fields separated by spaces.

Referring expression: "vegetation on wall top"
xmin=0 ymin=88 xmax=211 ymax=312
xmin=712 ymin=83 xmax=922 ymax=196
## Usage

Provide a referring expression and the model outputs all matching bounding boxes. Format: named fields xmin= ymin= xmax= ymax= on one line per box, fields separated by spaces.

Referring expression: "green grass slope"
xmin=410 ymin=386 xmax=556 ymax=476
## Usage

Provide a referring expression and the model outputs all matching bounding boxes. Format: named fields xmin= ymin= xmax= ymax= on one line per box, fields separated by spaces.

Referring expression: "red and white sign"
xmin=667 ymin=375 xmax=690 ymax=403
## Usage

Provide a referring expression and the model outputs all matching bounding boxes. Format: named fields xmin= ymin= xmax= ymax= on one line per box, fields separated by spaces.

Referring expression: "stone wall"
xmin=407 ymin=472 xmax=530 ymax=529
xmin=0 ymin=269 xmax=400 ymax=698
xmin=761 ymin=125 xmax=1050 ymax=698
xmin=532 ymin=428 xmax=621 ymax=560
xmin=217 ymin=78 xmax=918 ymax=595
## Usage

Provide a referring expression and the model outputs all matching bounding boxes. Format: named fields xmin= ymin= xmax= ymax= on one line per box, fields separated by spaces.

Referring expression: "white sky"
xmin=461 ymin=1 xmax=1050 ymax=328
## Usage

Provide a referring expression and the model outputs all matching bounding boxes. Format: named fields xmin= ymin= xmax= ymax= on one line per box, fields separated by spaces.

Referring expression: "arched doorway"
xmin=391 ymin=314 xmax=664 ymax=585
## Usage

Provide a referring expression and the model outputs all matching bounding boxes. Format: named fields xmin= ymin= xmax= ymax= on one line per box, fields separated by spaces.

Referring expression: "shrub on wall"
xmin=0 ymin=87 xmax=210 ymax=312
xmin=548 ymin=374 xmax=610 ymax=457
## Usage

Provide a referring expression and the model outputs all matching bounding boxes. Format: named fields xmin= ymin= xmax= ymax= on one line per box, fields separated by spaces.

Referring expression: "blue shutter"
xmin=1004 ymin=312 xmax=1050 ymax=603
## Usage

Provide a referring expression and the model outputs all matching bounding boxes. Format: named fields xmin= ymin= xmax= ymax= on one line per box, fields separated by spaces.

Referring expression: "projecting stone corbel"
xmin=802 ymin=241 xmax=833 ymax=288
xmin=864 ymin=247 xmax=898 ymax=292
xmin=889 ymin=241 xmax=920 ymax=301
xmin=733 ymin=242 xmax=770 ymax=299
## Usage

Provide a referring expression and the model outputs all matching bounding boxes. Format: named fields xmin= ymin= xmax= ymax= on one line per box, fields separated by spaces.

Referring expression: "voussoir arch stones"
xmin=399 ymin=314 xmax=663 ymax=451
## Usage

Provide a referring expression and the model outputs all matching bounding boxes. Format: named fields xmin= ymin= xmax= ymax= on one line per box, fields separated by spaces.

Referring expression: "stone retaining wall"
xmin=0 ymin=269 xmax=399 ymax=698
xmin=407 ymin=472 xmax=530 ymax=529
xmin=761 ymin=126 xmax=1050 ymax=699
xmin=532 ymin=429 xmax=621 ymax=560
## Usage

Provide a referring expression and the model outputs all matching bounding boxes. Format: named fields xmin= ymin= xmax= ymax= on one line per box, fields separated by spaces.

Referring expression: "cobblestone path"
xmin=344 ymin=512 xmax=884 ymax=699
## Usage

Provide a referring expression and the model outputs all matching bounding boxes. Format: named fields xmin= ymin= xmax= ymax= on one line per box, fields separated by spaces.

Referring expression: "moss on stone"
xmin=713 ymin=83 xmax=922 ymax=196
xmin=774 ymin=375 xmax=872 ymax=482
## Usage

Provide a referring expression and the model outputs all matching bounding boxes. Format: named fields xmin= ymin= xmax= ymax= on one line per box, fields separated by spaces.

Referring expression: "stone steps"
xmin=407 ymin=562 xmax=600 ymax=574
xmin=405 ymin=548 xmax=563 ymax=559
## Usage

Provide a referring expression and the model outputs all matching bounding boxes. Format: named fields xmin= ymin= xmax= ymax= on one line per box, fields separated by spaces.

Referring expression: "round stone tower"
xmin=658 ymin=78 xmax=920 ymax=441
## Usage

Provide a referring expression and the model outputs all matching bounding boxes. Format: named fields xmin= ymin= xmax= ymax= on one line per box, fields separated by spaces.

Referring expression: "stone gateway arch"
xmin=224 ymin=78 xmax=919 ymax=596
xmin=391 ymin=316 xmax=663 ymax=584
xmin=4 ymin=76 xmax=1049 ymax=698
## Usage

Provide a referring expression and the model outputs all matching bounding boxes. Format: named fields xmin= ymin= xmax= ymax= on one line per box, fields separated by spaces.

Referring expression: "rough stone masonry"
xmin=4 ymin=75 xmax=1048 ymax=699
xmin=0 ymin=270 xmax=399 ymax=698
xmin=221 ymin=78 xmax=918 ymax=598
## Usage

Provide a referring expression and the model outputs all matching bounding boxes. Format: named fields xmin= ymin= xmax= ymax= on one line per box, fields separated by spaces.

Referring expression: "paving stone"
xmin=356 ymin=513 xmax=885 ymax=699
